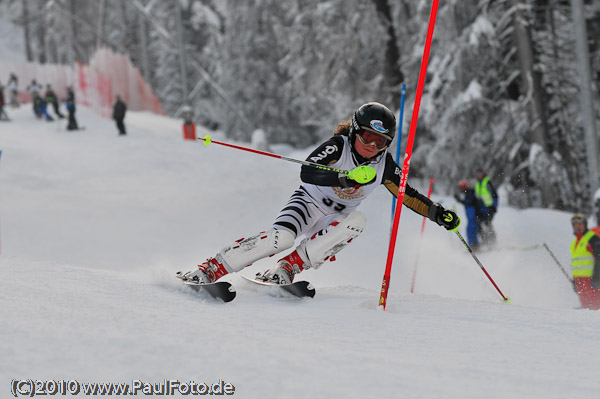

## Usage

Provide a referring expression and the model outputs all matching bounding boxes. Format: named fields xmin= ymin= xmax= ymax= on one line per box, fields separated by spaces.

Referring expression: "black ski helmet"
xmin=349 ymin=102 xmax=396 ymax=147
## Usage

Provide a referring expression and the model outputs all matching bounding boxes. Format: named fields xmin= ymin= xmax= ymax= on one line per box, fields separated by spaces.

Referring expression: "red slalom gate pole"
xmin=379 ymin=0 xmax=439 ymax=310
xmin=409 ymin=178 xmax=434 ymax=293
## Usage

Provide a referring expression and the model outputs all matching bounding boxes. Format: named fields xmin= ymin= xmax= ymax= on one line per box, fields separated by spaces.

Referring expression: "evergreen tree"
xmin=4 ymin=0 xmax=599 ymax=212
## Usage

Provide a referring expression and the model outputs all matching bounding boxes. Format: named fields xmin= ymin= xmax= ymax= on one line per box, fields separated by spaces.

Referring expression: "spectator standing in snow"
xmin=455 ymin=180 xmax=481 ymax=249
xmin=27 ymin=79 xmax=41 ymax=99
xmin=475 ymin=169 xmax=498 ymax=246
xmin=45 ymin=84 xmax=64 ymax=119
xmin=569 ymin=214 xmax=600 ymax=310
xmin=32 ymin=91 xmax=52 ymax=121
xmin=178 ymin=102 xmax=461 ymax=286
xmin=32 ymin=91 xmax=42 ymax=118
xmin=8 ymin=73 xmax=18 ymax=107
xmin=112 ymin=95 xmax=127 ymax=135
xmin=0 ymin=82 xmax=10 ymax=121
xmin=182 ymin=106 xmax=196 ymax=140
xmin=65 ymin=86 xmax=79 ymax=131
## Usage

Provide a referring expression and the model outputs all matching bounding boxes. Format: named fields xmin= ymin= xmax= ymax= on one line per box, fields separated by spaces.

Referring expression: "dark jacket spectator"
xmin=112 ymin=96 xmax=127 ymax=135
xmin=45 ymin=85 xmax=64 ymax=118
xmin=65 ymin=87 xmax=79 ymax=130
xmin=0 ymin=83 xmax=9 ymax=120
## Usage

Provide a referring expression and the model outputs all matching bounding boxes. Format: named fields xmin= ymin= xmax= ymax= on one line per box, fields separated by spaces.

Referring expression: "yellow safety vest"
xmin=475 ymin=177 xmax=494 ymax=207
xmin=570 ymin=231 xmax=596 ymax=278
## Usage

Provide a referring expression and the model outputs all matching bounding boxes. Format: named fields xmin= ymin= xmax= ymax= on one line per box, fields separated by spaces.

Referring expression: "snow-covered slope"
xmin=1 ymin=106 xmax=599 ymax=399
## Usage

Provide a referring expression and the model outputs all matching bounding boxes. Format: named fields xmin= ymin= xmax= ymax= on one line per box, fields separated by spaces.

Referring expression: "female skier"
xmin=180 ymin=102 xmax=460 ymax=284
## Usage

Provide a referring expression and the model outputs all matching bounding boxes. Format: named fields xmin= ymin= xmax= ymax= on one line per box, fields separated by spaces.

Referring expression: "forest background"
xmin=2 ymin=0 xmax=600 ymax=213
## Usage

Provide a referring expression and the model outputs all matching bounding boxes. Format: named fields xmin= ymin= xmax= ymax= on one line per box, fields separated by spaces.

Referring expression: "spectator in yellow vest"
xmin=570 ymin=214 xmax=600 ymax=310
xmin=475 ymin=169 xmax=498 ymax=246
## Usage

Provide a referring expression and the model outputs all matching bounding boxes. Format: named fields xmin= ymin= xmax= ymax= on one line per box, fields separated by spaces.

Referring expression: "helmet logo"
xmin=370 ymin=120 xmax=388 ymax=133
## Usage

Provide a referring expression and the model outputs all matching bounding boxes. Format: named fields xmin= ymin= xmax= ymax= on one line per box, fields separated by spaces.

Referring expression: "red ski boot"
xmin=263 ymin=250 xmax=305 ymax=284
xmin=182 ymin=257 xmax=228 ymax=284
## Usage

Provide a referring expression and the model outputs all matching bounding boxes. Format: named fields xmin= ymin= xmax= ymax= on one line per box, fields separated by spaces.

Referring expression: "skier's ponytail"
xmin=333 ymin=119 xmax=351 ymax=137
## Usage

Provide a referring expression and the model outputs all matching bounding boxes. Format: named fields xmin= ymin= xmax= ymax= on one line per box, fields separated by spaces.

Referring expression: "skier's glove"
xmin=429 ymin=203 xmax=461 ymax=231
xmin=339 ymin=165 xmax=377 ymax=188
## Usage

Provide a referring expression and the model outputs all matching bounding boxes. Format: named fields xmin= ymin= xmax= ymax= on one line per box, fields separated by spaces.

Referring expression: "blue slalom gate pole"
xmin=390 ymin=84 xmax=407 ymax=222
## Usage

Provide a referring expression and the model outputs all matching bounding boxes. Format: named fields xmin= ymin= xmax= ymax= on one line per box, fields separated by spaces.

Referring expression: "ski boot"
xmin=261 ymin=250 xmax=305 ymax=285
xmin=179 ymin=257 xmax=228 ymax=284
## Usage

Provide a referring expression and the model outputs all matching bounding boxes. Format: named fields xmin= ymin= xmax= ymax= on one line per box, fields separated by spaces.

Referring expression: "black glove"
xmin=429 ymin=203 xmax=461 ymax=231
xmin=591 ymin=277 xmax=600 ymax=290
xmin=339 ymin=175 xmax=373 ymax=188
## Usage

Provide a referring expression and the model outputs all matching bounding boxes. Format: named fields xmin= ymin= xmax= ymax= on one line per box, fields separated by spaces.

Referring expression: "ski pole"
xmin=542 ymin=243 xmax=572 ymax=281
xmin=455 ymin=230 xmax=510 ymax=302
xmin=410 ymin=177 xmax=434 ymax=293
xmin=198 ymin=135 xmax=372 ymax=180
xmin=542 ymin=242 xmax=579 ymax=295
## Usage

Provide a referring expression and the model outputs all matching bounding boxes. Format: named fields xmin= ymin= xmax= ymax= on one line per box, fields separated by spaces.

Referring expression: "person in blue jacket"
xmin=475 ymin=169 xmax=498 ymax=245
xmin=64 ymin=86 xmax=79 ymax=130
xmin=455 ymin=180 xmax=481 ymax=249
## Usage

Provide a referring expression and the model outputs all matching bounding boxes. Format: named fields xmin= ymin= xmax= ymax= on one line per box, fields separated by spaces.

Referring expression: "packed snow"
xmin=1 ymin=105 xmax=599 ymax=399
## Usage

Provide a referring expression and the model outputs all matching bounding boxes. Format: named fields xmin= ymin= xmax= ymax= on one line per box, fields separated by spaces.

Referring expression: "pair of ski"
xmin=175 ymin=271 xmax=315 ymax=303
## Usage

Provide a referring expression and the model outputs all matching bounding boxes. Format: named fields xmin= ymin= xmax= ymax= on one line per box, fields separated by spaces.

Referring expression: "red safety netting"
xmin=0 ymin=47 xmax=164 ymax=118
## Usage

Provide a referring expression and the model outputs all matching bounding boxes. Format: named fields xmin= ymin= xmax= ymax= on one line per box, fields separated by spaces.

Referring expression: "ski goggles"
xmin=357 ymin=130 xmax=390 ymax=150
xmin=571 ymin=215 xmax=586 ymax=225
